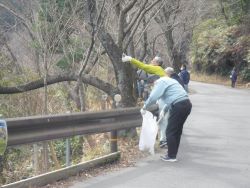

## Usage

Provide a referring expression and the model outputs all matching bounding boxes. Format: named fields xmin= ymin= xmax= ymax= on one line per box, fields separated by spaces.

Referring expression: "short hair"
xmin=165 ymin=67 xmax=174 ymax=75
xmin=154 ymin=56 xmax=163 ymax=66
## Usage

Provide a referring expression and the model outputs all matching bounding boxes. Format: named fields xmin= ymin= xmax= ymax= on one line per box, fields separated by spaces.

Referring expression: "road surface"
xmin=69 ymin=81 xmax=250 ymax=188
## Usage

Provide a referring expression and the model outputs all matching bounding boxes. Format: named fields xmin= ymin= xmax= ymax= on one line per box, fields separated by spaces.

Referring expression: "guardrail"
xmin=6 ymin=107 xmax=144 ymax=146
xmin=2 ymin=106 xmax=157 ymax=188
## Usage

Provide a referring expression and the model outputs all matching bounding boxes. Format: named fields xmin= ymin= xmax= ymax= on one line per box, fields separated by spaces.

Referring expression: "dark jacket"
xmin=179 ymin=70 xmax=190 ymax=85
xmin=137 ymin=70 xmax=160 ymax=84
xmin=171 ymin=73 xmax=185 ymax=88
xmin=231 ymin=70 xmax=237 ymax=82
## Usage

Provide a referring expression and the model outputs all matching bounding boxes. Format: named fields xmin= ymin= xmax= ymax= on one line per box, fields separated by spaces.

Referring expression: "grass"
xmin=0 ymin=139 xmax=6 ymax=154
xmin=191 ymin=72 xmax=230 ymax=85
xmin=40 ymin=137 xmax=149 ymax=188
xmin=191 ymin=72 xmax=248 ymax=88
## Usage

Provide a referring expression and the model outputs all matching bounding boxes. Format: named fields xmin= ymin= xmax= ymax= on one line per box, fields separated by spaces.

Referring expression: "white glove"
xmin=122 ymin=53 xmax=132 ymax=62
xmin=140 ymin=108 xmax=146 ymax=115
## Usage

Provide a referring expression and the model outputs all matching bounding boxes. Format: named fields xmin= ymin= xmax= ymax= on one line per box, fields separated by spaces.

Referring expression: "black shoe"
xmin=160 ymin=155 xmax=177 ymax=162
xmin=159 ymin=141 xmax=167 ymax=148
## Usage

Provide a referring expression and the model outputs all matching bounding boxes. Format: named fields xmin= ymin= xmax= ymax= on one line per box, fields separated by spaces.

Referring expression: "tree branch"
xmin=0 ymin=73 xmax=118 ymax=95
xmin=78 ymin=0 xmax=106 ymax=76
xmin=0 ymin=3 xmax=35 ymax=40
xmin=4 ymin=42 xmax=22 ymax=74
xmin=124 ymin=0 xmax=162 ymax=50
xmin=134 ymin=0 xmax=167 ymax=48
xmin=85 ymin=49 xmax=106 ymax=74
xmin=124 ymin=0 xmax=148 ymax=36
xmin=138 ymin=17 xmax=148 ymax=61
xmin=117 ymin=0 xmax=137 ymax=48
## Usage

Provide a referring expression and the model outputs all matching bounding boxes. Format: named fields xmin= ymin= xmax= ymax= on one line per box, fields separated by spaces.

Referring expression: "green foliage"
xmin=32 ymin=0 xmax=79 ymax=56
xmin=39 ymin=0 xmax=77 ymax=22
xmin=29 ymin=40 xmax=42 ymax=52
xmin=56 ymin=48 xmax=84 ymax=70
xmin=191 ymin=17 xmax=250 ymax=80
xmin=57 ymin=57 xmax=70 ymax=70
xmin=241 ymin=68 xmax=250 ymax=81
xmin=0 ymin=140 xmax=6 ymax=154
xmin=56 ymin=0 xmax=66 ymax=11
xmin=222 ymin=0 xmax=250 ymax=25
xmin=0 ymin=52 xmax=46 ymax=128
xmin=54 ymin=137 xmax=83 ymax=165
xmin=241 ymin=49 xmax=250 ymax=81
xmin=0 ymin=53 xmax=39 ymax=87
xmin=2 ymin=146 xmax=32 ymax=183
xmin=241 ymin=0 xmax=250 ymax=14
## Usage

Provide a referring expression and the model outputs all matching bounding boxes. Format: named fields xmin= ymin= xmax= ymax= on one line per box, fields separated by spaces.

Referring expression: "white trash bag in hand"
xmin=139 ymin=110 xmax=158 ymax=155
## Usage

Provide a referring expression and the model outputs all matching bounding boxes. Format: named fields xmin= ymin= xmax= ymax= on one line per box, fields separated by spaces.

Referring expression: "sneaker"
xmin=160 ymin=155 xmax=177 ymax=162
xmin=159 ymin=141 xmax=167 ymax=148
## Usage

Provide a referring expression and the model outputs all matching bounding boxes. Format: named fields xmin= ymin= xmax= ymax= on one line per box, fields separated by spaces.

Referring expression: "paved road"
xmin=69 ymin=81 xmax=250 ymax=188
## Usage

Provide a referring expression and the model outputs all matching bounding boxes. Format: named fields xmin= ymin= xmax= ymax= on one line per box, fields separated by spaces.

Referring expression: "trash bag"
xmin=139 ymin=110 xmax=158 ymax=155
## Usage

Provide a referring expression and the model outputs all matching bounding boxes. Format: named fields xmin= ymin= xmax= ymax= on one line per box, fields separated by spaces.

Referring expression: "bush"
xmin=190 ymin=18 xmax=250 ymax=80
xmin=241 ymin=68 xmax=250 ymax=81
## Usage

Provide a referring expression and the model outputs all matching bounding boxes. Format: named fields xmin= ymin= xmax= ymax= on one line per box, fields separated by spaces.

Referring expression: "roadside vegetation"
xmin=0 ymin=0 xmax=249 ymax=186
xmin=190 ymin=0 xmax=250 ymax=84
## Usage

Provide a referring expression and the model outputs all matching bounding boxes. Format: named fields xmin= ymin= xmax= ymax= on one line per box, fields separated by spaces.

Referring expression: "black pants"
xmin=231 ymin=81 xmax=236 ymax=88
xmin=166 ymin=99 xmax=192 ymax=158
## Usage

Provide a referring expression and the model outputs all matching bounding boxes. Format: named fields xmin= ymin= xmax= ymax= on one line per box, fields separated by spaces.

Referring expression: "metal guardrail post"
xmin=33 ymin=144 xmax=39 ymax=175
xmin=110 ymin=94 xmax=121 ymax=153
xmin=66 ymin=138 xmax=71 ymax=166
xmin=65 ymin=111 xmax=71 ymax=167
xmin=43 ymin=141 xmax=48 ymax=172
xmin=110 ymin=130 xmax=118 ymax=152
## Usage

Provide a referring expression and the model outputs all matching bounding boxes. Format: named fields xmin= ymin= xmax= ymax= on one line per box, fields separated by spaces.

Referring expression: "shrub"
xmin=190 ymin=18 xmax=250 ymax=81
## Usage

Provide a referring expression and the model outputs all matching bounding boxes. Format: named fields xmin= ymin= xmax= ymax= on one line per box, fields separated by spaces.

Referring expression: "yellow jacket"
xmin=131 ymin=58 xmax=165 ymax=77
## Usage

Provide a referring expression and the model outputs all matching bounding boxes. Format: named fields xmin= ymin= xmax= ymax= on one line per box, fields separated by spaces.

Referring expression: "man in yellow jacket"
xmin=122 ymin=54 xmax=166 ymax=100
xmin=122 ymin=54 xmax=168 ymax=148
xmin=122 ymin=54 xmax=165 ymax=77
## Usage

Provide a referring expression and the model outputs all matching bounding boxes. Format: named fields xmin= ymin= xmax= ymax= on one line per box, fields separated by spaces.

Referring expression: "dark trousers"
xmin=166 ymin=99 xmax=192 ymax=158
xmin=231 ymin=81 xmax=236 ymax=88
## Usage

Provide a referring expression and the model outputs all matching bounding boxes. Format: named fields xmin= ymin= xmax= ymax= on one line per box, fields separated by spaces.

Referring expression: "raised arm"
xmin=122 ymin=54 xmax=165 ymax=77
xmin=130 ymin=58 xmax=165 ymax=77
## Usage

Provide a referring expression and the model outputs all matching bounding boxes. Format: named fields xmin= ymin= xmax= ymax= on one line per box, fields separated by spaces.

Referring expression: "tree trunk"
xmin=163 ymin=27 xmax=175 ymax=65
xmin=78 ymin=79 xmax=86 ymax=112
xmin=172 ymin=48 xmax=183 ymax=72
xmin=97 ymin=30 xmax=136 ymax=107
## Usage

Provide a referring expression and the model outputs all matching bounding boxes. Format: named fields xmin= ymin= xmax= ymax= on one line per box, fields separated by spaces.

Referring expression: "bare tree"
xmin=80 ymin=0 xmax=163 ymax=106
xmin=0 ymin=0 xmax=163 ymax=107
xmin=154 ymin=0 xmax=207 ymax=71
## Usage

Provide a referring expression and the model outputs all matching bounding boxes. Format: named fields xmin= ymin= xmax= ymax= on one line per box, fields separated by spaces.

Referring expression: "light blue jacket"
xmin=144 ymin=77 xmax=188 ymax=112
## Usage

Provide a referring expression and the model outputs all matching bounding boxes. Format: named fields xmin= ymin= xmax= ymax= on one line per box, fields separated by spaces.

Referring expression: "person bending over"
xmin=141 ymin=75 xmax=192 ymax=162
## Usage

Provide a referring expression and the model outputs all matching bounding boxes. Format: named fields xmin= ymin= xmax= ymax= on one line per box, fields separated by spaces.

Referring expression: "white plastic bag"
xmin=139 ymin=111 xmax=158 ymax=155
